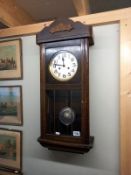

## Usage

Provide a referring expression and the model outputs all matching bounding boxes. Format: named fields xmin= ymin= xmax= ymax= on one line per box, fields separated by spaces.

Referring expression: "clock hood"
xmin=36 ymin=18 xmax=94 ymax=45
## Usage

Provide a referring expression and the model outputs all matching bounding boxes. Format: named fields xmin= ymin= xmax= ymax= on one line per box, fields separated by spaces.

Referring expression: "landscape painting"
xmin=0 ymin=129 xmax=22 ymax=170
xmin=0 ymin=39 xmax=22 ymax=80
xmin=0 ymin=135 xmax=16 ymax=161
xmin=0 ymin=45 xmax=16 ymax=71
xmin=0 ymin=86 xmax=23 ymax=125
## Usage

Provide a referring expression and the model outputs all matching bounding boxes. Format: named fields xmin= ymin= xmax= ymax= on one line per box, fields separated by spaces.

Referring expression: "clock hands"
xmin=53 ymin=57 xmax=66 ymax=68
xmin=62 ymin=57 xmax=65 ymax=67
xmin=53 ymin=63 xmax=64 ymax=68
xmin=50 ymin=52 xmax=78 ymax=81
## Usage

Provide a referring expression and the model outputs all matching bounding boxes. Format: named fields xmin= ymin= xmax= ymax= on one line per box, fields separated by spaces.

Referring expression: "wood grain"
xmin=0 ymin=0 xmax=35 ymax=27
xmin=72 ymin=0 xmax=90 ymax=15
xmin=120 ymin=19 xmax=131 ymax=175
xmin=0 ymin=8 xmax=131 ymax=39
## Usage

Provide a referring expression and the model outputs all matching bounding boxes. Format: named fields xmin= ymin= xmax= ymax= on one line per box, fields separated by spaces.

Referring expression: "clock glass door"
xmin=46 ymin=89 xmax=81 ymax=136
xmin=44 ymin=39 xmax=82 ymax=138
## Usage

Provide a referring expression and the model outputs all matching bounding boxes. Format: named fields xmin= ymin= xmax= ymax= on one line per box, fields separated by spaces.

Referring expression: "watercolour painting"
xmin=0 ymin=39 xmax=22 ymax=80
xmin=0 ymin=86 xmax=23 ymax=125
xmin=0 ymin=129 xmax=22 ymax=170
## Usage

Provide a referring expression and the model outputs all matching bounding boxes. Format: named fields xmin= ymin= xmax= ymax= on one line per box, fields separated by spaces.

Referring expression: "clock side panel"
xmin=39 ymin=45 xmax=47 ymax=138
xmin=81 ymin=39 xmax=90 ymax=144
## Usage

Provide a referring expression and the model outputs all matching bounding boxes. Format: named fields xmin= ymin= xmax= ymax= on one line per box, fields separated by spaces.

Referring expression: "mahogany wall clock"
xmin=36 ymin=18 xmax=94 ymax=153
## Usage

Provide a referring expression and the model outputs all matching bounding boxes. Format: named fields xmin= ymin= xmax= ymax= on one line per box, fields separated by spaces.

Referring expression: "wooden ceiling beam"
xmin=72 ymin=0 xmax=90 ymax=16
xmin=0 ymin=0 xmax=35 ymax=27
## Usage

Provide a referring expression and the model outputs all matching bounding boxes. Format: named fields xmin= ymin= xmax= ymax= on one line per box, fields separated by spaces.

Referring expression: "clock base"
xmin=38 ymin=136 xmax=94 ymax=154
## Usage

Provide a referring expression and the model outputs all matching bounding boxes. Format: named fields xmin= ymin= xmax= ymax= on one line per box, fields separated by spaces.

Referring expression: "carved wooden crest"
xmin=50 ymin=22 xmax=73 ymax=33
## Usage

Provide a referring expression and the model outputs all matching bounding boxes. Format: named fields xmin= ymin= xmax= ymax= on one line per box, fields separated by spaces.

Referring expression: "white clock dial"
xmin=49 ymin=51 xmax=78 ymax=81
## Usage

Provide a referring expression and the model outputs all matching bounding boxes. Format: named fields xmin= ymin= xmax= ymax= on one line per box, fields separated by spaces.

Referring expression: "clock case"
xmin=36 ymin=18 xmax=94 ymax=153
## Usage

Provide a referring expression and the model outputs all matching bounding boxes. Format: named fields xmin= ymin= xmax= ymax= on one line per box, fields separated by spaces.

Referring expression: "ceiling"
xmin=16 ymin=0 xmax=77 ymax=22
xmin=1 ymin=0 xmax=131 ymax=29
xmin=15 ymin=0 xmax=131 ymax=22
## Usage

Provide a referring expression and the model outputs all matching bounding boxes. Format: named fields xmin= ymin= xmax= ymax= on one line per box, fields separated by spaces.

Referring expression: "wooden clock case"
xmin=36 ymin=18 xmax=94 ymax=153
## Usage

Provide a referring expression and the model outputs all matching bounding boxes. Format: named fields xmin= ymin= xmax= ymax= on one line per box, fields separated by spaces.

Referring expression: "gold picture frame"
xmin=0 ymin=86 xmax=23 ymax=125
xmin=0 ymin=129 xmax=22 ymax=171
xmin=0 ymin=39 xmax=22 ymax=80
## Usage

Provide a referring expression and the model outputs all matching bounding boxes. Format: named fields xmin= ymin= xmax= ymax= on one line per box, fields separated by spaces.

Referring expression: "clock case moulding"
xmin=36 ymin=18 xmax=94 ymax=153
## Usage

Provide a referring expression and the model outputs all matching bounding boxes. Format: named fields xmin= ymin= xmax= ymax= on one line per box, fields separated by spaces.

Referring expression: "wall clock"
xmin=36 ymin=18 xmax=94 ymax=153
xmin=49 ymin=51 xmax=78 ymax=81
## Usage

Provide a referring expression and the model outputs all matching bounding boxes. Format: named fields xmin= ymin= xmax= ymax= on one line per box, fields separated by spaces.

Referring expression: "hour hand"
xmin=53 ymin=63 xmax=63 ymax=67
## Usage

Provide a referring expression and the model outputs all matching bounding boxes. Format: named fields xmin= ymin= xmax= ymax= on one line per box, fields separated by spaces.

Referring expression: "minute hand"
xmin=62 ymin=58 xmax=65 ymax=67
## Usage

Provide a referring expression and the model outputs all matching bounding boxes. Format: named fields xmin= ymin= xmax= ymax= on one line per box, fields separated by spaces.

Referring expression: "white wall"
xmin=0 ymin=23 xmax=120 ymax=175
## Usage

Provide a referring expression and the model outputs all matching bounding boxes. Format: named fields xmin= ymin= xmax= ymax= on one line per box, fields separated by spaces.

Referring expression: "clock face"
xmin=49 ymin=51 xmax=78 ymax=81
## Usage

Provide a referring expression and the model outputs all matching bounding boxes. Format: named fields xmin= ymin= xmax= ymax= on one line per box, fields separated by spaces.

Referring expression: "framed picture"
xmin=0 ymin=86 xmax=23 ymax=125
xmin=0 ymin=169 xmax=22 ymax=175
xmin=0 ymin=129 xmax=22 ymax=171
xmin=0 ymin=39 xmax=22 ymax=80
